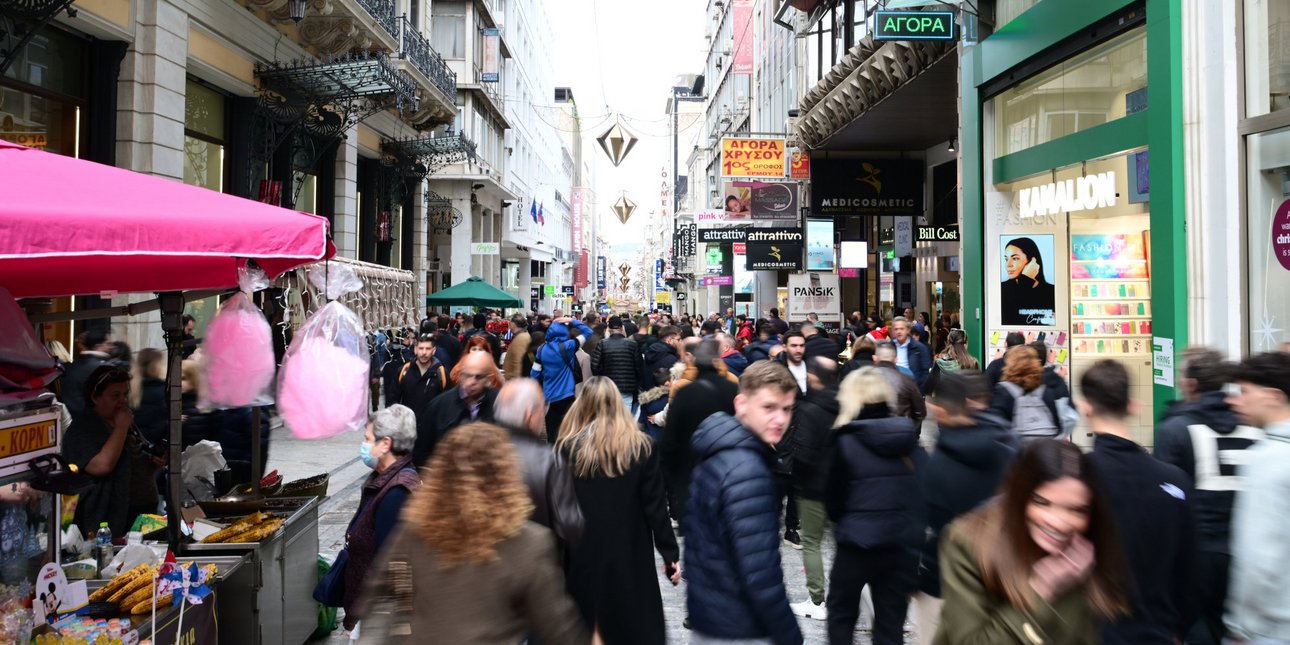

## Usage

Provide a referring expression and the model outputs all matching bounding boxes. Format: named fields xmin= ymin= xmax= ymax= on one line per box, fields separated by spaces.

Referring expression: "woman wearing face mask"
xmin=341 ymin=404 xmax=421 ymax=634
xmin=933 ymin=439 xmax=1127 ymax=645
xmin=62 ymin=365 xmax=150 ymax=537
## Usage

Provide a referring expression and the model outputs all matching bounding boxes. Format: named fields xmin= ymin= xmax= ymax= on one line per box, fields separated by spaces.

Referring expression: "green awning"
xmin=424 ymin=276 xmax=523 ymax=308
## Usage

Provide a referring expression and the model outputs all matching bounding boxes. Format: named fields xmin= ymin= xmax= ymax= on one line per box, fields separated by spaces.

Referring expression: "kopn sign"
xmin=721 ymin=138 xmax=787 ymax=178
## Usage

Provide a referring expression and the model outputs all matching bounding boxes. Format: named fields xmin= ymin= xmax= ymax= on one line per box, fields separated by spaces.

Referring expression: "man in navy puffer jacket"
xmin=684 ymin=361 xmax=803 ymax=645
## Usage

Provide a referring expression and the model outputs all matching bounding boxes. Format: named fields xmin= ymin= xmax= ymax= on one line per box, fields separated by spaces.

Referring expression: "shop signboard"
xmin=721 ymin=137 xmax=787 ymax=178
xmin=655 ymin=259 xmax=664 ymax=291
xmin=656 ymin=291 xmax=672 ymax=304
xmin=746 ymin=227 xmax=804 ymax=244
xmin=788 ymin=272 xmax=841 ymax=323
xmin=1274 ymin=199 xmax=1290 ymax=271
xmin=895 ymin=219 xmax=914 ymax=257
xmin=703 ymin=275 xmax=734 ymax=286
xmin=806 ymin=219 xmax=835 ymax=270
xmin=918 ymin=225 xmax=960 ymax=241
xmin=873 ymin=10 xmax=956 ymax=41
xmin=733 ymin=0 xmax=754 ymax=73
xmin=481 ymin=28 xmax=501 ymax=81
xmin=723 ymin=181 xmax=799 ymax=221
xmin=694 ymin=209 xmax=743 ymax=228
xmin=0 ymin=408 xmax=59 ymax=479
xmin=562 ymin=285 xmax=575 ymax=295
xmin=596 ymin=256 xmax=607 ymax=291
xmin=699 ymin=226 xmax=749 ymax=243
xmin=471 ymin=242 xmax=500 ymax=254
xmin=789 ymin=148 xmax=811 ymax=179
xmin=733 ymin=242 xmax=747 ymax=254
xmin=674 ymin=223 xmax=697 ymax=258
xmin=544 ymin=285 xmax=556 ymax=295
xmin=745 ymin=242 xmax=803 ymax=271
xmin=1018 ymin=172 xmax=1117 ymax=220
xmin=811 ymin=158 xmax=924 ymax=216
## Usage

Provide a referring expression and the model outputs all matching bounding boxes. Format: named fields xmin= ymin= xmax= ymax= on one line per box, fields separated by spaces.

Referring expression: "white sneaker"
xmin=789 ymin=599 xmax=827 ymax=621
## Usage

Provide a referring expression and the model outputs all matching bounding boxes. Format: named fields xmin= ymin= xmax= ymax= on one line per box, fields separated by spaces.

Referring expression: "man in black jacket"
xmin=786 ymin=357 xmax=840 ymax=621
xmin=644 ymin=325 xmax=682 ymax=375
xmin=684 ymin=361 xmax=803 ymax=645
xmin=590 ymin=316 xmax=642 ymax=414
xmin=1154 ymin=348 xmax=1261 ymax=645
xmin=494 ymin=379 xmax=584 ymax=553
xmin=662 ymin=339 xmax=738 ymax=525
xmin=801 ymin=321 xmax=840 ymax=363
xmin=61 ymin=328 xmax=113 ymax=417
xmin=391 ymin=334 xmax=449 ymax=423
xmin=413 ymin=351 xmax=498 ymax=465
xmin=1083 ymin=360 xmax=1196 ymax=644
xmin=462 ymin=312 xmax=503 ymax=366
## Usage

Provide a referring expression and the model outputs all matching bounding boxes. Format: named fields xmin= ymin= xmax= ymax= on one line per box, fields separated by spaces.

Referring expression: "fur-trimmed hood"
xmin=639 ymin=385 xmax=671 ymax=405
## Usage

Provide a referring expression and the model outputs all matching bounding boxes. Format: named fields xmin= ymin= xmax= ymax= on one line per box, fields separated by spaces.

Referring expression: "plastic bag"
xmin=180 ymin=440 xmax=227 ymax=503
xmin=309 ymin=262 xmax=363 ymax=301
xmin=201 ymin=266 xmax=275 ymax=409
xmin=100 ymin=544 xmax=158 ymax=579
xmin=278 ymin=300 xmax=369 ymax=439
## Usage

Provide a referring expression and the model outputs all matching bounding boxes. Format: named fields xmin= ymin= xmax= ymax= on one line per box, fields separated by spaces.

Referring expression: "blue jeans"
xmin=621 ymin=393 xmax=638 ymax=416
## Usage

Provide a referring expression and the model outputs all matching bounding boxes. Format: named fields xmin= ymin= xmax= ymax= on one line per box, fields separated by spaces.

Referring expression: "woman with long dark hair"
xmin=933 ymin=440 xmax=1127 ymax=644
xmin=557 ymin=377 xmax=679 ymax=644
xmin=1000 ymin=237 xmax=1056 ymax=325
xmin=936 ymin=330 xmax=980 ymax=374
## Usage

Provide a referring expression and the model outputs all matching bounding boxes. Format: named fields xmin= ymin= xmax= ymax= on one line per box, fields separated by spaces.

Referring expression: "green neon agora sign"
xmin=874 ymin=10 xmax=956 ymax=41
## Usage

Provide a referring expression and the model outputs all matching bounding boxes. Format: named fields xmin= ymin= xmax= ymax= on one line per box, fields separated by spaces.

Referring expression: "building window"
xmin=0 ymin=26 xmax=86 ymax=157
xmin=1246 ymin=126 xmax=1290 ymax=351
xmin=183 ymin=79 xmax=227 ymax=192
xmin=431 ymin=0 xmax=466 ymax=58
xmin=1245 ymin=0 xmax=1290 ymax=117
xmin=988 ymin=28 xmax=1147 ymax=158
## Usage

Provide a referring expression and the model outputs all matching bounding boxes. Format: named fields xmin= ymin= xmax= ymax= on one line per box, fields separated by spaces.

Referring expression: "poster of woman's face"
xmin=999 ymin=234 xmax=1056 ymax=326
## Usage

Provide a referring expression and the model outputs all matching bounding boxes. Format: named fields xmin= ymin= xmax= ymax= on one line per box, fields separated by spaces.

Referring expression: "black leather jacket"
xmin=590 ymin=333 xmax=641 ymax=395
xmin=504 ymin=425 xmax=584 ymax=550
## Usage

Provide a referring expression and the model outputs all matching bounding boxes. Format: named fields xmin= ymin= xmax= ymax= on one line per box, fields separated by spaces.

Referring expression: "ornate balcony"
xmin=241 ymin=0 xmax=402 ymax=55
xmin=396 ymin=16 xmax=458 ymax=129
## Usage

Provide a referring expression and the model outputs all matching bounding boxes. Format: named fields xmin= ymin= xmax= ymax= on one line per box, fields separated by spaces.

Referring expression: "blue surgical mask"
xmin=359 ymin=441 xmax=378 ymax=469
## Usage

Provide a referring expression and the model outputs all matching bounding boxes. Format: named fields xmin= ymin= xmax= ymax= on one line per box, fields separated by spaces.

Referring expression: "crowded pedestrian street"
xmin=4 ymin=0 xmax=1290 ymax=644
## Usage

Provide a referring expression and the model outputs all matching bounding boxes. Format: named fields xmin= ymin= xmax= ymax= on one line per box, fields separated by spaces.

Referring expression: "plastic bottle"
xmin=94 ymin=522 xmax=113 ymax=573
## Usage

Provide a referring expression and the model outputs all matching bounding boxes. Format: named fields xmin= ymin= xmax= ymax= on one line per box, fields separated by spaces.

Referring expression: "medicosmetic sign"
xmin=721 ymin=138 xmax=787 ymax=178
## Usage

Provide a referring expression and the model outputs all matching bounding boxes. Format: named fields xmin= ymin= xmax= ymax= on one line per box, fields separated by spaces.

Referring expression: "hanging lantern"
xmin=597 ymin=120 xmax=639 ymax=167
xmin=289 ymin=0 xmax=307 ymax=22
xmin=612 ymin=195 xmax=636 ymax=225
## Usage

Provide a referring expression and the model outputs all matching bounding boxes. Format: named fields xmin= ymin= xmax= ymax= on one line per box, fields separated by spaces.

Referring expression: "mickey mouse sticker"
xmin=35 ymin=562 xmax=89 ymax=624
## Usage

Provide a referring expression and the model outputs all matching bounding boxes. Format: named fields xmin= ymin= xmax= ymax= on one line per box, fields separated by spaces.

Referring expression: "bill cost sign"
xmin=722 ymin=138 xmax=787 ymax=178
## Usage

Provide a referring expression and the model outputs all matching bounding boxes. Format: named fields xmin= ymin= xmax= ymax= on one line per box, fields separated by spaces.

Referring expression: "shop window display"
xmin=985 ymin=150 xmax=1155 ymax=447
xmin=1246 ymin=126 xmax=1290 ymax=351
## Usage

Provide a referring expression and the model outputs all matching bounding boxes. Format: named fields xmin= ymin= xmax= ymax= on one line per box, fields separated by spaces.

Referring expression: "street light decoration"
xmin=597 ymin=119 xmax=639 ymax=167
xmin=612 ymin=194 xmax=637 ymax=225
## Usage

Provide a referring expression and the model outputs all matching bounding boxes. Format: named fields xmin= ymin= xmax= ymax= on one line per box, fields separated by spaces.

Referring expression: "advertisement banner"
xmin=577 ymin=251 xmax=589 ymax=290
xmin=572 ymin=188 xmax=586 ymax=287
xmin=481 ymin=28 xmax=500 ymax=81
xmin=745 ymin=227 xmax=803 ymax=244
xmin=733 ymin=0 xmax=754 ymax=74
xmin=788 ymin=272 xmax=841 ymax=323
xmin=723 ymin=180 xmax=799 ymax=221
xmin=810 ymin=158 xmax=924 ymax=216
xmin=699 ymin=226 xmax=749 ymax=243
xmin=789 ymin=149 xmax=811 ymax=180
xmin=654 ymin=259 xmax=664 ymax=291
xmin=806 ymin=219 xmax=835 ymax=270
xmin=721 ymin=137 xmax=787 ymax=178
xmin=745 ymin=243 xmax=803 ymax=271
xmin=596 ymin=256 xmax=607 ymax=292
xmin=695 ymin=209 xmax=745 ymax=228
xmin=703 ymin=275 xmax=734 ymax=286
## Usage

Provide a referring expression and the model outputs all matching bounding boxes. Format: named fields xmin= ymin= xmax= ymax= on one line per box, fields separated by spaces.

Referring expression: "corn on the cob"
xmin=227 ymin=518 xmax=284 ymax=543
xmin=90 ymin=563 xmax=151 ymax=602
xmin=107 ymin=566 xmax=158 ymax=604
xmin=200 ymin=512 xmax=270 ymax=543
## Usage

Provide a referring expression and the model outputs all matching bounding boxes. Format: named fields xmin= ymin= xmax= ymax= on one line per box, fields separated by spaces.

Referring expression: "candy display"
xmin=0 ymin=583 xmax=32 ymax=644
xmin=39 ymin=616 xmax=133 ymax=644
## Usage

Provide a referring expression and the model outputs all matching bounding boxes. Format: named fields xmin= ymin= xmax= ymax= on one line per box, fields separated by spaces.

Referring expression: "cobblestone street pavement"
xmin=270 ymin=423 xmax=905 ymax=644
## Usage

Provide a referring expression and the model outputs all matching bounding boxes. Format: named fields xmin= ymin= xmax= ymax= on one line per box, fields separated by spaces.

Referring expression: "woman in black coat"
xmin=555 ymin=377 xmax=680 ymax=644
xmin=826 ymin=366 xmax=925 ymax=645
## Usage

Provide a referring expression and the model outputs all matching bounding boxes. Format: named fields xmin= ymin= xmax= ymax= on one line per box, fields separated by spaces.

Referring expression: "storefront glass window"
xmin=989 ymin=28 xmax=1147 ymax=158
xmin=985 ymin=148 xmax=1156 ymax=447
xmin=1246 ymin=126 xmax=1290 ymax=351
xmin=2 ymin=26 xmax=86 ymax=97
xmin=0 ymin=27 xmax=86 ymax=157
xmin=0 ymin=89 xmax=77 ymax=155
xmin=1244 ymin=0 xmax=1290 ymax=117
xmin=183 ymin=80 xmax=226 ymax=192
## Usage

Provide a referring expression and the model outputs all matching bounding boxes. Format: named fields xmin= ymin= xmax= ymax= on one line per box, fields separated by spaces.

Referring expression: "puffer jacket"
xmin=744 ymin=337 xmax=781 ymax=364
xmin=643 ymin=339 xmax=679 ymax=376
xmin=531 ymin=320 xmax=592 ymax=403
xmin=826 ymin=404 xmax=925 ymax=550
xmin=918 ymin=411 xmax=1019 ymax=596
xmin=683 ymin=413 xmax=803 ymax=645
xmin=787 ymin=385 xmax=841 ymax=500
xmin=590 ymin=333 xmax=641 ymax=395
xmin=1155 ymin=390 xmax=1262 ymax=553
xmin=637 ymin=385 xmax=669 ymax=441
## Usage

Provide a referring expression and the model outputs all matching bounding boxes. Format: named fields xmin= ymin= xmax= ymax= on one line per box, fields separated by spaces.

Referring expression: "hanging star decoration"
xmin=612 ymin=195 xmax=637 ymax=225
xmin=597 ymin=119 xmax=639 ymax=167
xmin=1254 ymin=310 xmax=1284 ymax=350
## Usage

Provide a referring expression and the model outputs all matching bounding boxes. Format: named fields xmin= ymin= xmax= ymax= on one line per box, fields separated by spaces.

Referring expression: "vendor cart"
xmin=0 ymin=140 xmax=336 ymax=644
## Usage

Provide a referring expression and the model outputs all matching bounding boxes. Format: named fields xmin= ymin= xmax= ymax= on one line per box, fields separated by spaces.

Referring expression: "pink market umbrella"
xmin=0 ymin=140 xmax=334 ymax=551
xmin=0 ymin=140 xmax=333 ymax=298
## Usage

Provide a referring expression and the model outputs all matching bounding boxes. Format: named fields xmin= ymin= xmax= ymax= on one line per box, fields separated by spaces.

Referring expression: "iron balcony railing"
xmin=354 ymin=0 xmax=400 ymax=41
xmin=399 ymin=16 xmax=458 ymax=102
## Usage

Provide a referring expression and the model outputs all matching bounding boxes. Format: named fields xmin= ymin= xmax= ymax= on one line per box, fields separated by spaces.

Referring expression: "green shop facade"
xmin=961 ymin=0 xmax=1184 ymax=448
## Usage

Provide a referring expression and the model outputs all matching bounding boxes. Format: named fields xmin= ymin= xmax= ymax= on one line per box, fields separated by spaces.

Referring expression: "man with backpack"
xmin=531 ymin=316 xmax=593 ymax=443
xmin=391 ymin=334 xmax=450 ymax=445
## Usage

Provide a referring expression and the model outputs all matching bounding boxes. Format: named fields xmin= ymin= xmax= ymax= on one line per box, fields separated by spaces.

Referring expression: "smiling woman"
xmin=933 ymin=440 xmax=1128 ymax=645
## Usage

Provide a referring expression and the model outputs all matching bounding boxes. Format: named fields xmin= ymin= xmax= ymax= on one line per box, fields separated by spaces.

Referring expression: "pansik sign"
xmin=788 ymin=272 xmax=841 ymax=322
xmin=874 ymin=10 xmax=956 ymax=41
xmin=721 ymin=137 xmax=787 ymax=178
xmin=811 ymin=158 xmax=924 ymax=216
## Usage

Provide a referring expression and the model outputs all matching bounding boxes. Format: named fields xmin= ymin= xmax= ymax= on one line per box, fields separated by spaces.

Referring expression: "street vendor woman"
xmin=62 ymin=365 xmax=159 ymax=537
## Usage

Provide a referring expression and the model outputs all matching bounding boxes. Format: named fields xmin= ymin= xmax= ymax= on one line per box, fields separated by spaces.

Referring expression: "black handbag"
xmin=312 ymin=548 xmax=349 ymax=607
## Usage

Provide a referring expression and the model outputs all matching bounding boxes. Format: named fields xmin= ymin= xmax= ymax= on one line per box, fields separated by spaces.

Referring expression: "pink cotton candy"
xmin=202 ymin=292 xmax=276 ymax=408
xmin=277 ymin=301 xmax=370 ymax=439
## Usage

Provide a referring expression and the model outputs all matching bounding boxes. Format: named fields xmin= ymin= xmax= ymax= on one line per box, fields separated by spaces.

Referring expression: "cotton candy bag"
xmin=200 ymin=266 xmax=276 ymax=409
xmin=277 ymin=264 xmax=369 ymax=439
